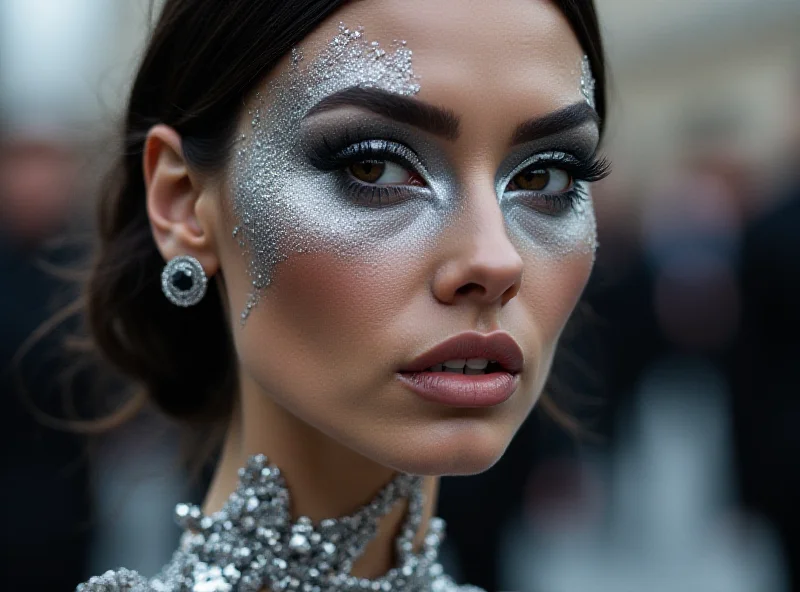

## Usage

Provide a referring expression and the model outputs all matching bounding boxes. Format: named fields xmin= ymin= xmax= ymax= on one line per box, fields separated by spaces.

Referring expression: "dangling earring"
xmin=161 ymin=255 xmax=208 ymax=307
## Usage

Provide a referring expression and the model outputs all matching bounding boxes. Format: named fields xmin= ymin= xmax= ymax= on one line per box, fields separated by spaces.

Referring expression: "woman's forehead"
xmin=267 ymin=0 xmax=588 ymax=116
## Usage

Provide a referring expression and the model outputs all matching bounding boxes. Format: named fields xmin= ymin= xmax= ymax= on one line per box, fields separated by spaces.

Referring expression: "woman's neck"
xmin=202 ymin=375 xmax=439 ymax=579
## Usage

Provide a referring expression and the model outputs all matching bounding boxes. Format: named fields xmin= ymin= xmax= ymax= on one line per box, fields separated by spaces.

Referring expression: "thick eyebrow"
xmin=304 ymin=87 xmax=598 ymax=146
xmin=303 ymin=86 xmax=461 ymax=141
xmin=511 ymin=102 xmax=599 ymax=146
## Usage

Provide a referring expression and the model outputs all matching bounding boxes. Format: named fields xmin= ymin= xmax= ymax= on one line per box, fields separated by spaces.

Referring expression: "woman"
xmin=78 ymin=0 xmax=609 ymax=590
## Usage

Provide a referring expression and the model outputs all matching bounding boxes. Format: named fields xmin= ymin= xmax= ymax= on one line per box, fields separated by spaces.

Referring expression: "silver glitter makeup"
xmin=580 ymin=55 xmax=596 ymax=110
xmin=231 ymin=23 xmax=427 ymax=323
xmin=502 ymin=189 xmax=598 ymax=260
xmin=496 ymin=56 xmax=600 ymax=260
xmin=498 ymin=153 xmax=598 ymax=260
xmin=231 ymin=26 xmax=600 ymax=324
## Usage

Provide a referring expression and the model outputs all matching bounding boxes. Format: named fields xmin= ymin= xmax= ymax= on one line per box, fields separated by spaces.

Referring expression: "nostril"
xmin=456 ymin=282 xmax=484 ymax=296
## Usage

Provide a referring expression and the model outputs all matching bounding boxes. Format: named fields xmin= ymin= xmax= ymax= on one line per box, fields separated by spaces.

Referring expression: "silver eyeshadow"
xmin=580 ymin=56 xmax=597 ymax=110
xmin=231 ymin=23 xmax=426 ymax=322
xmin=498 ymin=151 xmax=598 ymax=260
xmin=230 ymin=23 xmax=598 ymax=322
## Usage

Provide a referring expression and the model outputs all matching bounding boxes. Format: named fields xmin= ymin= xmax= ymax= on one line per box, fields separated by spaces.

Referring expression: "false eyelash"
xmin=306 ymin=129 xmax=420 ymax=173
xmin=512 ymin=152 xmax=612 ymax=185
xmin=335 ymin=178 xmax=415 ymax=207
xmin=504 ymin=153 xmax=611 ymax=215
xmin=307 ymin=134 xmax=428 ymax=206
xmin=506 ymin=178 xmax=593 ymax=216
xmin=573 ymin=156 xmax=611 ymax=184
xmin=538 ymin=184 xmax=590 ymax=215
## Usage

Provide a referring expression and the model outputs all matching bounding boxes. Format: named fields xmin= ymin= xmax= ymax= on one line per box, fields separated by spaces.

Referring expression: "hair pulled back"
xmin=87 ymin=0 xmax=607 ymax=424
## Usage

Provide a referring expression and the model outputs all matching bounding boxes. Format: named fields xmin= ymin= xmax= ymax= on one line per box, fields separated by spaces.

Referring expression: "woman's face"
xmin=210 ymin=0 xmax=604 ymax=475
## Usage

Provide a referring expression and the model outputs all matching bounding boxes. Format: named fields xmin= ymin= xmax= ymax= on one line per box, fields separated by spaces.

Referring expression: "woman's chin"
xmin=370 ymin=422 xmax=513 ymax=477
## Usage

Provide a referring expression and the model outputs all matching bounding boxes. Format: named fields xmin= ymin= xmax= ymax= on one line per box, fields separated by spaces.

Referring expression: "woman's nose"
xmin=432 ymin=188 xmax=524 ymax=307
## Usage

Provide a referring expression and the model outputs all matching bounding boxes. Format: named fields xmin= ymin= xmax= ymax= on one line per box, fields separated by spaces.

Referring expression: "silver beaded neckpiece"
xmin=77 ymin=455 xmax=483 ymax=592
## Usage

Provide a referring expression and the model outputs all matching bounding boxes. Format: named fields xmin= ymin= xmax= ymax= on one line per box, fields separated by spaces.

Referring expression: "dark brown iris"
xmin=349 ymin=161 xmax=385 ymax=183
xmin=512 ymin=168 xmax=549 ymax=191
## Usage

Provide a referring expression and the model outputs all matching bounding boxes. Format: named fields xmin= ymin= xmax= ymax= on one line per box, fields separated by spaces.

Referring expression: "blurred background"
xmin=1 ymin=0 xmax=799 ymax=591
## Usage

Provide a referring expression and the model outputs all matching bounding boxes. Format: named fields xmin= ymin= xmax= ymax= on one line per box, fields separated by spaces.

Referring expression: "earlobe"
xmin=144 ymin=124 xmax=219 ymax=276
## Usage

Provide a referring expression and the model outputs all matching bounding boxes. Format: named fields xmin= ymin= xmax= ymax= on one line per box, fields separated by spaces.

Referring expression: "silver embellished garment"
xmin=77 ymin=455 xmax=483 ymax=592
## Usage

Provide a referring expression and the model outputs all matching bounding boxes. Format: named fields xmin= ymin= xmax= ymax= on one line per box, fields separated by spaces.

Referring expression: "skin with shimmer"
xmin=230 ymin=26 xmax=427 ymax=322
xmin=231 ymin=25 xmax=597 ymax=322
xmin=143 ymin=0 xmax=604 ymax=580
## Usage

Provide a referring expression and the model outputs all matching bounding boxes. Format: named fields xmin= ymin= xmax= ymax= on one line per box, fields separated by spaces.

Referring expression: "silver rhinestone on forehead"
xmin=231 ymin=23 xmax=421 ymax=324
xmin=580 ymin=55 xmax=596 ymax=110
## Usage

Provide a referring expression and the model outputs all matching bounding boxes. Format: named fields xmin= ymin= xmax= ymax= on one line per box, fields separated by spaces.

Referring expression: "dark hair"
xmin=87 ymin=0 xmax=608 ymax=427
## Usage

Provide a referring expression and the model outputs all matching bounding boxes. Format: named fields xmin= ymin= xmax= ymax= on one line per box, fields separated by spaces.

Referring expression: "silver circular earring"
xmin=161 ymin=255 xmax=208 ymax=307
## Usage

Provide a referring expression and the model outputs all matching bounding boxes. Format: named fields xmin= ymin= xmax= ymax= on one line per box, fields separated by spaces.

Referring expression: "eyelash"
xmin=505 ymin=152 xmax=612 ymax=214
xmin=307 ymin=134 xmax=427 ymax=206
xmin=307 ymin=132 xmax=612 ymax=211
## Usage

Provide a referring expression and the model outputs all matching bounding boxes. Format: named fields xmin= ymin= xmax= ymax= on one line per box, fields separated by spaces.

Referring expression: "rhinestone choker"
xmin=77 ymin=454 xmax=483 ymax=592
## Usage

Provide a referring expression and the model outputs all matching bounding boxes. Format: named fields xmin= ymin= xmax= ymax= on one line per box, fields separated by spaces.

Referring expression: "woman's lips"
xmin=397 ymin=370 xmax=519 ymax=408
xmin=397 ymin=331 xmax=523 ymax=407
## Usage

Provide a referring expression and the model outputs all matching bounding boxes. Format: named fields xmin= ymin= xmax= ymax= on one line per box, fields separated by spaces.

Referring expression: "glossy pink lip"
xmin=397 ymin=331 xmax=524 ymax=408
xmin=399 ymin=331 xmax=524 ymax=374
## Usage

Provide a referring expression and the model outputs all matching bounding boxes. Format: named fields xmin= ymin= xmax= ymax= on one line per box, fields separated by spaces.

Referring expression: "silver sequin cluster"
xmin=579 ymin=55 xmax=596 ymax=110
xmin=77 ymin=455 xmax=482 ymax=592
xmin=231 ymin=23 xmax=421 ymax=323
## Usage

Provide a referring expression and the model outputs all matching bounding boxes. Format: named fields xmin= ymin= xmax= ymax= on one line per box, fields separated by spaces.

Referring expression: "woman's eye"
xmin=347 ymin=160 xmax=424 ymax=186
xmin=507 ymin=167 xmax=572 ymax=193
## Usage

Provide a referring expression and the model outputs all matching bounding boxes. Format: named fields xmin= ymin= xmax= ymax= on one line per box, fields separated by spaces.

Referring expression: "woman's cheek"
xmin=238 ymin=246 xmax=428 ymax=381
xmin=525 ymin=250 xmax=592 ymax=325
xmin=503 ymin=194 xmax=597 ymax=336
xmin=509 ymin=208 xmax=596 ymax=366
xmin=279 ymin=252 xmax=417 ymax=345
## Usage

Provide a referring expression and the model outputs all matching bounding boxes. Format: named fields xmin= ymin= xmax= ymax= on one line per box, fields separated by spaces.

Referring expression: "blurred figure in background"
xmin=731 ymin=67 xmax=800 ymax=592
xmin=0 ymin=134 xmax=90 ymax=589
xmin=643 ymin=116 xmax=747 ymax=363
xmin=0 ymin=3 xmax=190 ymax=585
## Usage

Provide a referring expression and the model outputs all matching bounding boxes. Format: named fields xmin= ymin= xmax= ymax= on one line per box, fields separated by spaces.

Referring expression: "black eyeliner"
xmin=510 ymin=151 xmax=611 ymax=184
xmin=503 ymin=151 xmax=611 ymax=215
xmin=304 ymin=127 xmax=424 ymax=171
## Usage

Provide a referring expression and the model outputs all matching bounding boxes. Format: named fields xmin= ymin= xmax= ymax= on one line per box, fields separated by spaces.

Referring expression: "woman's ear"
xmin=144 ymin=124 xmax=220 ymax=276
